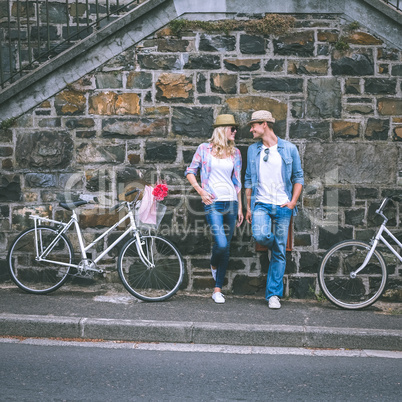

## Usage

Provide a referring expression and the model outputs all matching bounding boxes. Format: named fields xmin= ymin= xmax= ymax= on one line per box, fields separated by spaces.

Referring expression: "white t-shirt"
xmin=209 ymin=156 xmax=237 ymax=201
xmin=256 ymin=144 xmax=289 ymax=205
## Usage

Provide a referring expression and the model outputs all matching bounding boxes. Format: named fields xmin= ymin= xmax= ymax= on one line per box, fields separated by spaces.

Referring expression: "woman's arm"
xmin=186 ymin=173 xmax=214 ymax=205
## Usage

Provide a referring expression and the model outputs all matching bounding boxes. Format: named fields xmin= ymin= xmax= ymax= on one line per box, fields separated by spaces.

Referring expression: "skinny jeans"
xmin=204 ymin=201 xmax=238 ymax=289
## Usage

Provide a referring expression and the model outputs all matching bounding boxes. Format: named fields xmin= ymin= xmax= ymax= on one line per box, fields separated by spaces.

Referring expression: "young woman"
xmin=185 ymin=114 xmax=243 ymax=303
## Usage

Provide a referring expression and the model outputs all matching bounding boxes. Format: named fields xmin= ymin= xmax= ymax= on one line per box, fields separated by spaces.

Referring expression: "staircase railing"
xmin=0 ymin=0 xmax=142 ymax=89
xmin=381 ymin=0 xmax=401 ymax=11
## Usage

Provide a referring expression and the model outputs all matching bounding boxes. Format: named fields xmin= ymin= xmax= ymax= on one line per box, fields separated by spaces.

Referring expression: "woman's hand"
xmin=200 ymin=189 xmax=214 ymax=205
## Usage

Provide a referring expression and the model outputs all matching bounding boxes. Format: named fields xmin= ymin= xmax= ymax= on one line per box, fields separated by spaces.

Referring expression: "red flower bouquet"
xmin=152 ymin=183 xmax=168 ymax=201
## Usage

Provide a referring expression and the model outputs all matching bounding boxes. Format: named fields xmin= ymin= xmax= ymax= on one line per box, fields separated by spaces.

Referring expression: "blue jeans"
xmin=204 ymin=201 xmax=238 ymax=289
xmin=252 ymin=203 xmax=292 ymax=300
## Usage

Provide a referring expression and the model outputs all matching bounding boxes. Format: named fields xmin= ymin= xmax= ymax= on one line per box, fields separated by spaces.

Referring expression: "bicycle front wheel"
xmin=318 ymin=240 xmax=387 ymax=309
xmin=118 ymin=235 xmax=184 ymax=301
xmin=8 ymin=226 xmax=73 ymax=294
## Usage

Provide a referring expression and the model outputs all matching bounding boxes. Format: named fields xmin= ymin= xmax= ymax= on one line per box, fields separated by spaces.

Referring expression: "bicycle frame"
xmin=30 ymin=203 xmax=155 ymax=272
xmin=353 ymin=205 xmax=402 ymax=277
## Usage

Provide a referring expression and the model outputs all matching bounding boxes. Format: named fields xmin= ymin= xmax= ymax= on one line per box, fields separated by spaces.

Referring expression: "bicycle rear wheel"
xmin=8 ymin=226 xmax=73 ymax=294
xmin=118 ymin=235 xmax=184 ymax=301
xmin=318 ymin=240 xmax=387 ymax=309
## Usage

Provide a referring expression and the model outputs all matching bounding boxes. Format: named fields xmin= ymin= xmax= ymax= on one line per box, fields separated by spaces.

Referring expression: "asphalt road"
xmin=1 ymin=340 xmax=401 ymax=401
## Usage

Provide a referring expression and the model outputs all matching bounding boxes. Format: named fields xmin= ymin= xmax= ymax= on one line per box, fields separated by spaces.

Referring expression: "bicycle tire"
xmin=318 ymin=240 xmax=387 ymax=309
xmin=8 ymin=226 xmax=74 ymax=294
xmin=118 ymin=235 xmax=184 ymax=302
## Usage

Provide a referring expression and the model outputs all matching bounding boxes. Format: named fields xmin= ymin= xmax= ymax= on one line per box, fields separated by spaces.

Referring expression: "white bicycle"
xmin=318 ymin=195 xmax=401 ymax=309
xmin=7 ymin=189 xmax=184 ymax=302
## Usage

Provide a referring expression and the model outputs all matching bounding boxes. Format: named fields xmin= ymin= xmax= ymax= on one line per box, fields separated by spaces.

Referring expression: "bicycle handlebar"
xmin=110 ymin=188 xmax=143 ymax=212
xmin=376 ymin=194 xmax=401 ymax=215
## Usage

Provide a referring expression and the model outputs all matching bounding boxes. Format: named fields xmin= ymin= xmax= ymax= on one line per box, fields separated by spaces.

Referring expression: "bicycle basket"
xmin=135 ymin=199 xmax=167 ymax=230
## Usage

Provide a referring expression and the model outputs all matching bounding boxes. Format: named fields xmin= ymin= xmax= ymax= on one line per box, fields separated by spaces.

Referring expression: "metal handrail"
xmin=0 ymin=0 xmax=142 ymax=88
xmin=381 ymin=0 xmax=401 ymax=11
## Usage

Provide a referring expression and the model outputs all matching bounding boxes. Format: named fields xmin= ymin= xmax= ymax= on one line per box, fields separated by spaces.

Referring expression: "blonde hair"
xmin=208 ymin=126 xmax=236 ymax=158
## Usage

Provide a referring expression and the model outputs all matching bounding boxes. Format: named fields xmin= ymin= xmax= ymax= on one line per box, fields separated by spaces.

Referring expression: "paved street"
xmin=1 ymin=339 xmax=401 ymax=401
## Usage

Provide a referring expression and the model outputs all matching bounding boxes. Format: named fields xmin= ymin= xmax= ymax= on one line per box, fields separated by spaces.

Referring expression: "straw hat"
xmin=248 ymin=110 xmax=275 ymax=124
xmin=213 ymin=114 xmax=238 ymax=127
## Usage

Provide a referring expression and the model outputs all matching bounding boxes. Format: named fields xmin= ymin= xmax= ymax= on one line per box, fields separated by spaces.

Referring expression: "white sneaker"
xmin=211 ymin=266 xmax=217 ymax=281
xmin=268 ymin=296 xmax=281 ymax=309
xmin=212 ymin=292 xmax=225 ymax=304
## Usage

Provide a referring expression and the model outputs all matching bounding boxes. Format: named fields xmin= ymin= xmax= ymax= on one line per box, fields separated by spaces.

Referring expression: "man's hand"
xmin=246 ymin=210 xmax=252 ymax=224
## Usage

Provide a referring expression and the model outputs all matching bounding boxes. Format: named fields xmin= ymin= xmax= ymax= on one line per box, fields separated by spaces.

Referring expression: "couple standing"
xmin=185 ymin=111 xmax=304 ymax=309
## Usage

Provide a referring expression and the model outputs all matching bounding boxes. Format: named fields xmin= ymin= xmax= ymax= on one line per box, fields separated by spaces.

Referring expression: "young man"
xmin=244 ymin=110 xmax=304 ymax=309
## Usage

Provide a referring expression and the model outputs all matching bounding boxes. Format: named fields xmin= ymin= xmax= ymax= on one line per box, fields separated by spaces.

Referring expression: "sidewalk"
xmin=1 ymin=285 xmax=401 ymax=351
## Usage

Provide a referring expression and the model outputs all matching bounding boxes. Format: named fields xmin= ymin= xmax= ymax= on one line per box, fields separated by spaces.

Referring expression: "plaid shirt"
xmin=185 ymin=143 xmax=242 ymax=198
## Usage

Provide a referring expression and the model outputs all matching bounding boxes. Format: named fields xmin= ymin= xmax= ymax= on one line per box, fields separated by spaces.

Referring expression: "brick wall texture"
xmin=1 ymin=13 xmax=401 ymax=300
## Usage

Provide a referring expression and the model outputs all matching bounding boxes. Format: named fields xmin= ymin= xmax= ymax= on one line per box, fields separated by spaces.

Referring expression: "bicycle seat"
xmin=59 ymin=200 xmax=88 ymax=211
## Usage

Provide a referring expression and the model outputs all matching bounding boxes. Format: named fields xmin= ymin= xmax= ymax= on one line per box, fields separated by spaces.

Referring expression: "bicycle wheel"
xmin=118 ymin=235 xmax=184 ymax=301
xmin=8 ymin=226 xmax=74 ymax=294
xmin=318 ymin=240 xmax=387 ymax=309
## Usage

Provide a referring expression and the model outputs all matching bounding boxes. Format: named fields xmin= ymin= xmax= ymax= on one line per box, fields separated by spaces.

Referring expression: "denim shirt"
xmin=244 ymin=137 xmax=304 ymax=215
xmin=185 ymin=143 xmax=242 ymax=198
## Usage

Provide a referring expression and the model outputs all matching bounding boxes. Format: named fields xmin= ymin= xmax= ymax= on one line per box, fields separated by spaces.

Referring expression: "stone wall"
xmin=1 ymin=12 xmax=401 ymax=299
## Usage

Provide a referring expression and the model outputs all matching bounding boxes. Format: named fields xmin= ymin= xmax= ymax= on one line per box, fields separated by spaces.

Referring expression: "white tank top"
xmin=209 ymin=156 xmax=237 ymax=201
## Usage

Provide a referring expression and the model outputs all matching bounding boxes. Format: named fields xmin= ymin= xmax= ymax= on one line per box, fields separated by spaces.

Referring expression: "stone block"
xmin=89 ymin=92 xmax=140 ymax=115
xmin=240 ymin=35 xmax=266 ymax=54
xmin=172 ymin=107 xmax=214 ymax=138
xmin=199 ymin=35 xmax=236 ymax=52
xmin=331 ymin=51 xmax=374 ymax=76
xmin=210 ymin=73 xmax=237 ymax=94
xmin=345 ymin=78 xmax=361 ymax=94
xmin=317 ymin=30 xmax=339 ymax=43
xmin=0 ymin=146 xmax=12 ymax=156
xmin=307 ymin=78 xmax=341 ymax=118
xmin=332 ymin=121 xmax=360 ymax=139
xmin=55 ymin=90 xmax=86 ymax=115
xmin=224 ymin=58 xmax=260 ymax=72
xmin=365 ymin=118 xmax=389 ymax=141
xmin=264 ymin=59 xmax=285 ymax=72
xmin=25 ymin=173 xmax=57 ymax=188
xmin=378 ymin=98 xmax=402 ymax=116
xmin=232 ymin=275 xmax=265 ymax=295
xmin=304 ymin=143 xmax=397 ymax=185
xmin=344 ymin=104 xmax=373 ymax=115
xmin=299 ymin=252 xmax=321 ymax=274
xmin=156 ymin=73 xmax=193 ymax=102
xmin=126 ymin=72 xmax=152 ymax=89
xmin=393 ymin=127 xmax=402 ymax=142
xmin=157 ymin=38 xmax=190 ymax=52
xmin=347 ymin=32 xmax=382 ymax=46
xmin=253 ymin=77 xmax=303 ymax=93
xmin=197 ymin=73 xmax=206 ymax=93
xmin=95 ymin=72 xmax=122 ymax=89
xmin=289 ymin=277 xmax=316 ymax=299
xmin=391 ymin=65 xmax=402 ymax=76
xmin=365 ymin=79 xmax=397 ymax=95
xmin=318 ymin=226 xmax=354 ymax=250
xmin=16 ymin=131 xmax=73 ymax=170
xmin=76 ymin=143 xmax=125 ymax=164
xmin=183 ymin=55 xmax=221 ymax=69
xmin=289 ymin=121 xmax=330 ymax=140
xmin=102 ymin=117 xmax=168 ymax=137
xmin=138 ymin=54 xmax=181 ymax=70
xmin=0 ymin=175 xmax=21 ymax=202
xmin=288 ymin=59 xmax=328 ymax=75
xmin=145 ymin=141 xmax=177 ymax=162
xmin=345 ymin=209 xmax=365 ymax=226
xmin=273 ymin=31 xmax=314 ymax=57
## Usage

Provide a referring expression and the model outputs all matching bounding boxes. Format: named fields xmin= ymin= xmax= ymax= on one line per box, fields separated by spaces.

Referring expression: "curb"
xmin=1 ymin=314 xmax=401 ymax=351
